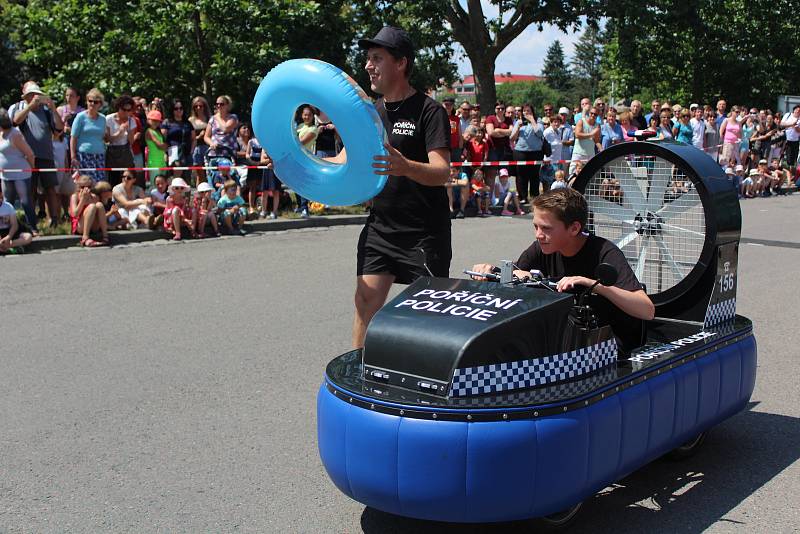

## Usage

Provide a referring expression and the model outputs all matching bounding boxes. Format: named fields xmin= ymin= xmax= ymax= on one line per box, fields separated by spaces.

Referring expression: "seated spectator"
xmin=217 ymin=179 xmax=247 ymax=235
xmin=112 ymin=170 xmax=153 ymax=229
xmin=94 ymin=180 xmax=126 ymax=229
xmin=539 ymin=155 xmax=555 ymax=192
xmin=770 ymin=158 xmax=791 ymax=191
xmin=755 ymin=159 xmax=772 ymax=196
xmin=445 ymin=167 xmax=469 ymax=219
xmin=164 ymin=177 xmax=195 ymax=240
xmin=207 ymin=156 xmax=240 ymax=200
xmin=551 ymin=168 xmax=568 ymax=190
xmin=194 ymin=182 xmax=220 ymax=237
xmin=148 ymin=174 xmax=168 ymax=228
xmin=69 ymin=174 xmax=109 ymax=246
xmin=470 ymin=168 xmax=491 ymax=217
xmin=493 ymin=168 xmax=522 ymax=215
xmin=0 ymin=186 xmax=33 ymax=253
xmin=568 ymin=160 xmax=585 ymax=185
xmin=259 ymin=149 xmax=281 ymax=219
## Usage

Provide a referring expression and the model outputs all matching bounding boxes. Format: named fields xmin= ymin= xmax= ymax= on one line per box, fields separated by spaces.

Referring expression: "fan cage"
xmin=583 ymin=153 xmax=706 ymax=295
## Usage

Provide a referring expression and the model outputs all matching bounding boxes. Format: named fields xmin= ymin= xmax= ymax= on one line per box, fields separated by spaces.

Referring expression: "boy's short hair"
xmin=554 ymin=169 xmax=566 ymax=181
xmin=223 ymin=179 xmax=237 ymax=190
xmin=93 ymin=181 xmax=112 ymax=194
xmin=532 ymin=188 xmax=588 ymax=231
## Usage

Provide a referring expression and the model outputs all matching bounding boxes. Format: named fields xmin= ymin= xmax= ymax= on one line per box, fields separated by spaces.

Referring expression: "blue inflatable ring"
xmin=251 ymin=59 xmax=388 ymax=206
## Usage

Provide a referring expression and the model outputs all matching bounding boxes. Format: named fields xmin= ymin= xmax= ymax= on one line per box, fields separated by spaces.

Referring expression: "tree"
xmin=495 ymin=80 xmax=566 ymax=110
xmin=441 ymin=0 xmax=598 ymax=112
xmin=570 ymin=25 xmax=604 ymax=101
xmin=541 ymin=40 xmax=570 ymax=93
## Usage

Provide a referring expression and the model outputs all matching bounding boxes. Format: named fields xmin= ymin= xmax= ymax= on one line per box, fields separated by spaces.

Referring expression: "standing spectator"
xmin=443 ymin=96 xmax=462 ymax=162
xmin=294 ymin=105 xmax=318 ymax=218
xmin=779 ymin=105 xmax=800 ymax=170
xmin=510 ymin=103 xmax=545 ymax=203
xmin=719 ymin=108 xmax=742 ymax=164
xmin=162 ymin=99 xmax=195 ymax=181
xmin=673 ymin=109 xmax=693 ymax=144
xmin=204 ymin=95 xmax=239 ymax=161
xmin=690 ymin=105 xmax=706 ymax=150
xmin=574 ymin=97 xmax=592 ymax=125
xmin=0 ymin=186 xmax=33 ymax=253
xmin=0 ymin=108 xmax=37 ymax=231
xmin=739 ymin=114 xmax=757 ymax=168
xmin=234 ymin=123 xmax=252 ymax=167
xmin=69 ymin=174 xmax=109 ymax=246
xmin=657 ymin=111 xmax=675 ymax=140
xmin=259 ymin=149 xmax=281 ymax=219
xmin=235 ymin=123 xmax=255 ymax=208
xmin=189 ymin=96 xmax=212 ymax=186
xmin=462 ymin=124 xmax=488 ymax=179
xmin=715 ymin=99 xmax=727 ymax=130
xmin=753 ymin=114 xmax=777 ymax=161
xmin=601 ymin=109 xmax=624 ymax=149
xmin=56 ymin=87 xmax=84 ymax=132
xmin=9 ymin=80 xmax=64 ymax=228
xmin=104 ymin=95 xmax=136 ymax=186
xmin=629 ymin=100 xmax=646 ymax=130
xmin=593 ymin=98 xmax=607 ymax=123
xmin=543 ymin=114 xmax=565 ymax=173
xmin=571 ymin=107 xmax=600 ymax=174
xmin=112 ymin=170 xmax=153 ymax=229
xmin=542 ymin=102 xmax=554 ymax=124
xmin=245 ymin=127 xmax=264 ymax=214
xmin=130 ymin=97 xmax=147 ymax=187
xmin=458 ymin=101 xmax=472 ymax=139
xmin=52 ymin=126 xmax=74 ymax=219
xmin=485 ymin=103 xmax=514 ymax=188
xmin=618 ymin=111 xmax=635 ymax=141
xmin=558 ymin=107 xmax=574 ymax=160
xmin=70 ymin=88 xmax=107 ymax=184
xmin=704 ymin=111 xmax=721 ymax=162
xmin=145 ymin=110 xmax=167 ymax=185
xmin=645 ymin=99 xmax=660 ymax=125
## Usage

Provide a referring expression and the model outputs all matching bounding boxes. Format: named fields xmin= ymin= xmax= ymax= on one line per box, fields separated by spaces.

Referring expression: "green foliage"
xmin=570 ymin=25 xmax=605 ymax=100
xmin=495 ymin=80 xmax=567 ymax=110
xmin=542 ymin=41 xmax=571 ymax=93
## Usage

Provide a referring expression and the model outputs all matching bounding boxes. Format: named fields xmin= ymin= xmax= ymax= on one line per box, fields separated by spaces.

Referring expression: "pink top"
xmin=723 ymin=118 xmax=741 ymax=144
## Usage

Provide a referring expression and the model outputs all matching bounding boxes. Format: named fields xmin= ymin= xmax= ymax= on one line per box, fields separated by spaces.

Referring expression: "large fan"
xmin=573 ymin=140 xmax=739 ymax=310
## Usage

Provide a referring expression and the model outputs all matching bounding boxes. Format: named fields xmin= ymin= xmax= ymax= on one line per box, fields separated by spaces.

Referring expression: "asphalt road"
xmin=1 ymin=196 xmax=798 ymax=533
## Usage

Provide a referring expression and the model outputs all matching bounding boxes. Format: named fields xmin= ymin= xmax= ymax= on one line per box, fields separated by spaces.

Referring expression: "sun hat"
xmin=196 ymin=182 xmax=214 ymax=193
xmin=558 ymin=107 xmax=570 ymax=115
xmin=499 ymin=168 xmax=509 ymax=177
xmin=168 ymin=177 xmax=190 ymax=193
xmin=748 ymin=169 xmax=759 ymax=176
xmin=724 ymin=167 xmax=734 ymax=174
xmin=758 ymin=159 xmax=767 ymax=165
xmin=735 ymin=164 xmax=744 ymax=172
xmin=22 ymin=82 xmax=44 ymax=97
xmin=146 ymin=110 xmax=162 ymax=122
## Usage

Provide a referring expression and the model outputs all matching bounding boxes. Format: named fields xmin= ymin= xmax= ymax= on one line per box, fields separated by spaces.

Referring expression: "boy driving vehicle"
xmin=471 ymin=188 xmax=655 ymax=351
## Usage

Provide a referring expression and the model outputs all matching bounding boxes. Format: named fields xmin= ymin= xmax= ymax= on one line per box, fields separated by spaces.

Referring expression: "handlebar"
xmin=462 ymin=268 xmax=563 ymax=292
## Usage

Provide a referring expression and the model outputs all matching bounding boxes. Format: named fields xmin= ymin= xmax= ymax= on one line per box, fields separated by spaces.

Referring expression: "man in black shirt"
xmin=348 ymin=27 xmax=451 ymax=348
xmin=472 ymin=188 xmax=654 ymax=351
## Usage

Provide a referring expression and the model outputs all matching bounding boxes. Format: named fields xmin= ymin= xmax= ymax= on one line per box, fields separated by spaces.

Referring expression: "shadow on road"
xmin=359 ymin=403 xmax=799 ymax=533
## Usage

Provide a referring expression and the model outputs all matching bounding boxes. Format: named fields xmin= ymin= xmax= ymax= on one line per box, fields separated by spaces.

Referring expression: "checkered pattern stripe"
xmin=450 ymin=339 xmax=618 ymax=397
xmin=704 ymin=298 xmax=736 ymax=327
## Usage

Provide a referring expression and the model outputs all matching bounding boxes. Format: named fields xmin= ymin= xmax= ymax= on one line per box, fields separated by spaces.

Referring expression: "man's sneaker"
xmin=259 ymin=211 xmax=268 ymax=219
xmin=269 ymin=212 xmax=277 ymax=219
xmin=455 ymin=210 xmax=465 ymax=219
xmin=501 ymin=209 xmax=514 ymax=216
xmin=301 ymin=209 xmax=309 ymax=218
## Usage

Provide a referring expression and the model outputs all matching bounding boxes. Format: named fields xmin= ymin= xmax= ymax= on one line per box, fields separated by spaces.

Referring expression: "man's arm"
xmin=373 ymin=144 xmax=450 ymax=186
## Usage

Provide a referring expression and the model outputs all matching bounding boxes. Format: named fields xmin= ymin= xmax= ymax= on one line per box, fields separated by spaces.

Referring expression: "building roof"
xmin=460 ymin=74 xmax=542 ymax=85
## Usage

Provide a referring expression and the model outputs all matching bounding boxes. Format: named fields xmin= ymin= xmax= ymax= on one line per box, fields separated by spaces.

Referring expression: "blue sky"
xmin=454 ymin=1 xmax=583 ymax=76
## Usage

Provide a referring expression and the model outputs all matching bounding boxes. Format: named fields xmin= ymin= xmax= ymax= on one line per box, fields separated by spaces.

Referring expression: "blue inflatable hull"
xmin=317 ymin=334 xmax=756 ymax=523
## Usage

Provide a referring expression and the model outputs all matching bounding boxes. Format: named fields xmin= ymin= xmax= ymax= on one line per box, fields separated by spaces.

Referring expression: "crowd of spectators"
xmin=1 ymin=79 xmax=799 ymax=253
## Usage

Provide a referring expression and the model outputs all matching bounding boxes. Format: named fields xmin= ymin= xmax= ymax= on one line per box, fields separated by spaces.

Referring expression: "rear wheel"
xmin=667 ymin=431 xmax=707 ymax=460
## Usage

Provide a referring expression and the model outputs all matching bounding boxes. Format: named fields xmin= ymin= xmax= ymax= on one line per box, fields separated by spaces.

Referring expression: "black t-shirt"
xmin=316 ymin=122 xmax=337 ymax=152
xmin=371 ymin=91 xmax=450 ymax=235
xmin=516 ymin=235 xmax=645 ymax=351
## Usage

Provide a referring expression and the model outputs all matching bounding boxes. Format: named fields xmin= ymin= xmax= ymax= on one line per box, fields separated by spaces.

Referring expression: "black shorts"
xmin=33 ymin=158 xmax=58 ymax=189
xmin=357 ymin=223 xmax=451 ymax=285
xmin=0 ymin=227 xmax=23 ymax=240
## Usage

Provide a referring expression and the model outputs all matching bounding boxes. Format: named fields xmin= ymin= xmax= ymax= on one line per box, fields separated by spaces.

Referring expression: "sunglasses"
xmin=589 ymin=112 xmax=597 ymax=116
xmin=174 ymin=106 xmax=183 ymax=110
xmin=215 ymin=102 xmax=226 ymax=107
xmin=88 ymin=99 xmax=102 ymax=104
xmin=124 ymin=174 xmax=135 ymax=180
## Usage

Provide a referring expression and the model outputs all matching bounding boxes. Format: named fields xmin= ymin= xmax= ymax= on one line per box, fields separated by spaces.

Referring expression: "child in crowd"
xmin=462 ymin=126 xmax=488 ymax=178
xmin=145 ymin=110 xmax=167 ymax=187
xmin=149 ymin=174 xmax=169 ymax=228
xmin=551 ymin=169 xmax=568 ymax=190
xmin=568 ymin=160 xmax=584 ymax=185
xmin=445 ymin=167 xmax=469 ymax=219
xmin=470 ymin=168 xmax=491 ymax=217
xmin=770 ymin=158 xmax=790 ymax=192
xmin=94 ymin=181 xmax=126 ymax=229
xmin=208 ymin=157 xmax=240 ymax=202
xmin=0 ymin=187 xmax=33 ymax=254
xmin=217 ymin=179 xmax=247 ymax=235
xmin=259 ymin=150 xmax=281 ymax=219
xmin=493 ymin=168 xmax=523 ymax=216
xmin=163 ymin=177 xmax=195 ymax=240
xmin=52 ymin=129 xmax=73 ymax=221
xmin=69 ymin=175 xmax=109 ymax=247
xmin=539 ymin=156 xmax=555 ymax=193
xmin=194 ymin=181 xmax=220 ymax=237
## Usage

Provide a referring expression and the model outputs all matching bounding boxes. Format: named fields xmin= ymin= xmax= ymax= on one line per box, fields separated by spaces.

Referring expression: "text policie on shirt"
xmin=392 ymin=121 xmax=416 ymax=137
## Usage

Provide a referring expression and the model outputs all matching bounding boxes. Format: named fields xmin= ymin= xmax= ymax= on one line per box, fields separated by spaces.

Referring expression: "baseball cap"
xmin=558 ymin=107 xmax=570 ymax=115
xmin=146 ymin=110 xmax=162 ymax=121
xmin=358 ymin=26 xmax=415 ymax=58
xmin=499 ymin=168 xmax=509 ymax=177
xmin=443 ymin=96 xmax=455 ymax=103
xmin=22 ymin=82 xmax=44 ymax=97
xmin=735 ymin=164 xmax=744 ymax=172
xmin=749 ymin=169 xmax=759 ymax=176
xmin=758 ymin=159 xmax=767 ymax=165
xmin=724 ymin=167 xmax=734 ymax=174
xmin=689 ymin=103 xmax=699 ymax=110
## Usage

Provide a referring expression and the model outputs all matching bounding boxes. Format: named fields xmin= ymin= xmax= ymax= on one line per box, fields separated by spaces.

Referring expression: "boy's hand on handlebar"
xmin=513 ymin=270 xmax=532 ymax=280
xmin=470 ymin=263 xmax=495 ymax=280
xmin=556 ymin=276 xmax=594 ymax=292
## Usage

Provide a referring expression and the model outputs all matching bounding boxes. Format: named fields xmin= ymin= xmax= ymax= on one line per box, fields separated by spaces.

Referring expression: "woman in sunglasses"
xmin=203 ymin=95 xmax=239 ymax=162
xmin=189 ymin=96 xmax=211 ymax=185
xmin=70 ymin=88 xmax=107 ymax=183
xmin=104 ymin=95 xmax=136 ymax=186
xmin=162 ymin=98 xmax=195 ymax=181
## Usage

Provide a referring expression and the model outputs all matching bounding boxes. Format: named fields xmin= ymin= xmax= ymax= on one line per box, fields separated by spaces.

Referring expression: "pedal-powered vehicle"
xmin=317 ymin=140 xmax=756 ymax=525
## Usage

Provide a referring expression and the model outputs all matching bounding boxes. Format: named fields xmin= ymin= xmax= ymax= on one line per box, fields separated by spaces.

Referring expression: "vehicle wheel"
xmin=532 ymin=501 xmax=582 ymax=531
xmin=667 ymin=431 xmax=707 ymax=460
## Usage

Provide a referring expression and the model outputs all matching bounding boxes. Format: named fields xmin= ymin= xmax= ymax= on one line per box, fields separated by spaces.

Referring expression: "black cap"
xmin=443 ymin=96 xmax=455 ymax=103
xmin=358 ymin=26 xmax=415 ymax=58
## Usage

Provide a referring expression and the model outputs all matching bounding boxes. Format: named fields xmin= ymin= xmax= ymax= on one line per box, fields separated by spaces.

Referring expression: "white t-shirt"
xmin=105 ymin=113 xmax=136 ymax=146
xmin=0 ymin=200 xmax=15 ymax=230
xmin=690 ymin=118 xmax=706 ymax=149
xmin=782 ymin=113 xmax=800 ymax=142
xmin=150 ymin=188 xmax=167 ymax=204
xmin=543 ymin=126 xmax=563 ymax=163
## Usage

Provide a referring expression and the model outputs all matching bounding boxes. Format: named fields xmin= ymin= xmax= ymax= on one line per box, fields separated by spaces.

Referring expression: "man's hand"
xmin=373 ymin=143 xmax=410 ymax=176
xmin=556 ymin=275 xmax=594 ymax=292
xmin=469 ymin=263 xmax=495 ymax=280
xmin=513 ymin=269 xmax=532 ymax=280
